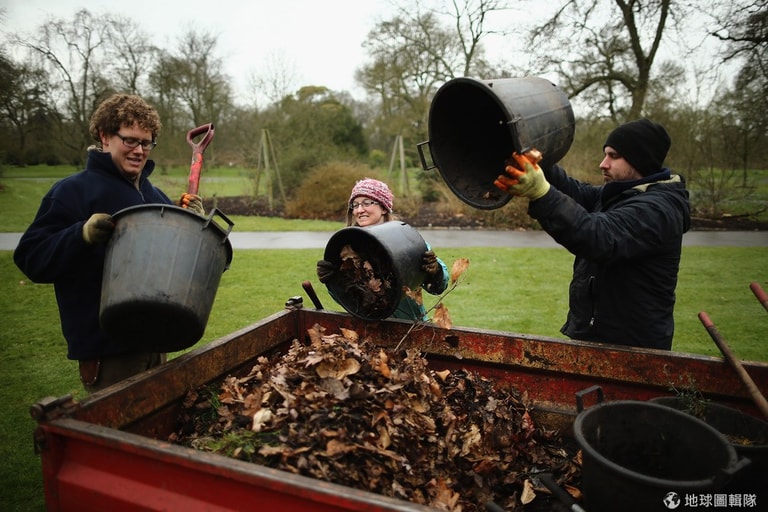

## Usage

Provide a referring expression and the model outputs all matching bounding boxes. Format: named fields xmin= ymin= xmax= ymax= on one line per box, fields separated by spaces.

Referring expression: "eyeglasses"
xmin=116 ymin=133 xmax=157 ymax=151
xmin=349 ymin=199 xmax=379 ymax=210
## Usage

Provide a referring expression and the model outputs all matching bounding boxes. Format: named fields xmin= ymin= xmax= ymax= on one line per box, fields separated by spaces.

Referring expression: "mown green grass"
xmin=3 ymin=165 xmax=768 ymax=232
xmin=1 ymin=164 xmax=271 ymax=231
xmin=0 ymin=164 xmax=342 ymax=232
xmin=2 ymin=246 xmax=767 ymax=511
xmin=1 ymin=165 xmax=767 ymax=511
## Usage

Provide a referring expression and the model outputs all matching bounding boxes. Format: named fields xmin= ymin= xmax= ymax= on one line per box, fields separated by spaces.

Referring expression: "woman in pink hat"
xmin=317 ymin=178 xmax=449 ymax=321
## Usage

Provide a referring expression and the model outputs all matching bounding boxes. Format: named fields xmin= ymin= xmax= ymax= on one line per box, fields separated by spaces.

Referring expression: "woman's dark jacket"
xmin=14 ymin=151 xmax=172 ymax=360
xmin=528 ymin=165 xmax=691 ymax=350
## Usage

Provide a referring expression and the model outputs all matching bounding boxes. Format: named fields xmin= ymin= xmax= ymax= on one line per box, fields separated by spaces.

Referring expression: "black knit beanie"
xmin=603 ymin=119 xmax=671 ymax=176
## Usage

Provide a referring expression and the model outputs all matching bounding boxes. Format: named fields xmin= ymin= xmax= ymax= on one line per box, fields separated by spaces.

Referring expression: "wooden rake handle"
xmin=698 ymin=311 xmax=768 ymax=419
xmin=750 ymin=282 xmax=768 ymax=313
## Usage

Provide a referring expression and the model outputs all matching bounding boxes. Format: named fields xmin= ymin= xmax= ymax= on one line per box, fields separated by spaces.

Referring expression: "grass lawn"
xmin=1 ymin=165 xmax=767 ymax=510
xmin=2 ymin=246 xmax=767 ymax=511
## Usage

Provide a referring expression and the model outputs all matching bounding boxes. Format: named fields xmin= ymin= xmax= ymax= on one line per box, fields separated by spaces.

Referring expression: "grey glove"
xmin=316 ymin=260 xmax=336 ymax=284
xmin=82 ymin=213 xmax=115 ymax=244
xmin=421 ymin=250 xmax=440 ymax=275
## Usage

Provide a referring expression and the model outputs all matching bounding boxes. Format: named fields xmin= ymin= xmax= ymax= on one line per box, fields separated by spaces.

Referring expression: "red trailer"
xmin=31 ymin=302 xmax=768 ymax=511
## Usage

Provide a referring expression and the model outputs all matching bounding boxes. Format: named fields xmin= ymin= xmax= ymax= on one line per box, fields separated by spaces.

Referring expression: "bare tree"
xmin=11 ymin=9 xmax=115 ymax=155
xmin=708 ymin=0 xmax=768 ymax=175
xmin=528 ymin=0 xmax=693 ymax=121
xmin=358 ymin=0 xmax=514 ymax=152
xmin=710 ymin=0 xmax=768 ymax=67
xmin=104 ymin=16 xmax=158 ymax=96
xmin=246 ymin=50 xmax=300 ymax=108
xmin=151 ymin=30 xmax=234 ymax=130
xmin=146 ymin=30 xmax=234 ymax=164
xmin=436 ymin=0 xmax=512 ymax=76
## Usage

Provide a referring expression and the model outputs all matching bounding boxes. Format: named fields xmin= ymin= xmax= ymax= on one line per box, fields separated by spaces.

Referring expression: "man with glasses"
xmin=14 ymin=93 xmax=205 ymax=393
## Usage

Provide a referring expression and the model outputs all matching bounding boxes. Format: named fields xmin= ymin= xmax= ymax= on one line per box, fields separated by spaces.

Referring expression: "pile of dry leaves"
xmin=334 ymin=243 xmax=398 ymax=318
xmin=171 ymin=324 xmax=581 ymax=511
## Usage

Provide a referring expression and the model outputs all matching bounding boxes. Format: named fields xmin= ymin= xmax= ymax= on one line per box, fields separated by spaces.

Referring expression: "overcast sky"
xmin=2 ymin=0 xmax=396 ymax=102
xmin=1 ymin=1 xmax=733 ymax=109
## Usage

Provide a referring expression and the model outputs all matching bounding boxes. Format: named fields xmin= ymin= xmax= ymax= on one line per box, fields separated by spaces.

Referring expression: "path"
xmin=2 ymin=230 xmax=767 ymax=251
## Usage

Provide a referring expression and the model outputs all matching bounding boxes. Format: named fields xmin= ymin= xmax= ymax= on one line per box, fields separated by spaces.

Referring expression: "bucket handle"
xmin=416 ymin=140 xmax=436 ymax=171
xmin=575 ymin=385 xmax=604 ymax=413
xmin=202 ymin=208 xmax=234 ymax=242
xmin=715 ymin=457 xmax=751 ymax=489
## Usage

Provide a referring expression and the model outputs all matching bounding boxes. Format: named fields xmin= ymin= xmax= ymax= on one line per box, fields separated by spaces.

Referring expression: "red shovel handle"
xmin=750 ymin=282 xmax=768 ymax=313
xmin=186 ymin=123 xmax=215 ymax=195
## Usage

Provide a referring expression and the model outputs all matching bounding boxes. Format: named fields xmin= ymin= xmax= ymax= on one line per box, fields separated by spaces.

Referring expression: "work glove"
xmin=179 ymin=193 xmax=205 ymax=216
xmin=82 ymin=213 xmax=115 ymax=245
xmin=316 ymin=260 xmax=336 ymax=284
xmin=421 ymin=250 xmax=440 ymax=276
xmin=494 ymin=149 xmax=550 ymax=201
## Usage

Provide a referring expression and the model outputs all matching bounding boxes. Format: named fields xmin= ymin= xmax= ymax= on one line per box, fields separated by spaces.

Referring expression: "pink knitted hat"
xmin=349 ymin=178 xmax=393 ymax=212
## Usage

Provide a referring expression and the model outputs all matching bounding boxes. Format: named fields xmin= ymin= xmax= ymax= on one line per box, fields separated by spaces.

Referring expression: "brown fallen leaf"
xmin=521 ymin=478 xmax=537 ymax=504
xmin=173 ymin=327 xmax=581 ymax=512
xmin=450 ymin=258 xmax=470 ymax=283
xmin=316 ymin=357 xmax=361 ymax=379
xmin=433 ymin=302 xmax=452 ymax=329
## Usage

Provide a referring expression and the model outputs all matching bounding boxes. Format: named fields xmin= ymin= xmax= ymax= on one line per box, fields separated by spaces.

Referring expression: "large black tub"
xmin=651 ymin=395 xmax=768 ymax=495
xmin=419 ymin=76 xmax=574 ymax=210
xmin=322 ymin=222 xmax=427 ymax=321
xmin=574 ymin=396 xmax=749 ymax=512
xmin=100 ymin=204 xmax=233 ymax=352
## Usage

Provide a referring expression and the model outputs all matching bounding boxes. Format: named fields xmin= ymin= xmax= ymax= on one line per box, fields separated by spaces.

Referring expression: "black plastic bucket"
xmin=322 ymin=222 xmax=427 ymax=321
xmin=574 ymin=398 xmax=748 ymax=512
xmin=100 ymin=205 xmax=234 ymax=352
xmin=650 ymin=396 xmax=768 ymax=493
xmin=418 ymin=76 xmax=575 ymax=210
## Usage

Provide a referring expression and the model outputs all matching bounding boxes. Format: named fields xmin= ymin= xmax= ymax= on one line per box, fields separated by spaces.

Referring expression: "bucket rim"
xmin=649 ymin=396 xmax=768 ymax=450
xmin=323 ymin=222 xmax=428 ymax=267
xmin=427 ymin=77 xmax=514 ymax=211
xmin=573 ymin=399 xmax=740 ymax=488
xmin=433 ymin=75 xmax=561 ymax=117
xmin=112 ymin=202 xmax=188 ymax=219
xmin=433 ymin=76 xmax=513 ymax=117
xmin=111 ymin=203 xmax=233 ymax=266
xmin=325 ymin=225 xmax=400 ymax=263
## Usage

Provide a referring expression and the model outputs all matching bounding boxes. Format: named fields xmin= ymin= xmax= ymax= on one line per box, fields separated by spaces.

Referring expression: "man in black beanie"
xmin=602 ymin=119 xmax=671 ymax=177
xmin=494 ymin=118 xmax=690 ymax=350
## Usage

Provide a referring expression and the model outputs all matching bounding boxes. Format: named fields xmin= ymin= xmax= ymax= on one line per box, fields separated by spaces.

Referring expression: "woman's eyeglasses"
xmin=116 ymin=133 xmax=157 ymax=151
xmin=349 ymin=200 xmax=379 ymax=210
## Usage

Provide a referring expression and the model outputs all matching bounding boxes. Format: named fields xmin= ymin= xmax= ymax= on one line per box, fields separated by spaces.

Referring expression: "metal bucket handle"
xmin=202 ymin=208 xmax=234 ymax=242
xmin=714 ymin=456 xmax=752 ymax=489
xmin=575 ymin=385 xmax=605 ymax=413
xmin=416 ymin=140 xmax=436 ymax=171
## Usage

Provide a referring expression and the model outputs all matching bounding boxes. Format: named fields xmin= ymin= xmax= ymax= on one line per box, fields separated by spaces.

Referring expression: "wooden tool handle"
xmin=750 ymin=282 xmax=768 ymax=313
xmin=699 ymin=311 xmax=768 ymax=419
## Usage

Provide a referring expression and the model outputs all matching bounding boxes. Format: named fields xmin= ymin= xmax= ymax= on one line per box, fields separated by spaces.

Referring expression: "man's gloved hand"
xmin=82 ymin=213 xmax=115 ymax=244
xmin=421 ymin=250 xmax=440 ymax=275
xmin=316 ymin=260 xmax=336 ymax=284
xmin=494 ymin=149 xmax=550 ymax=201
xmin=179 ymin=193 xmax=205 ymax=215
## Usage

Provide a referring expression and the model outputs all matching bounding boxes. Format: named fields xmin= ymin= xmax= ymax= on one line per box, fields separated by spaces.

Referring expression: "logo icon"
xmin=663 ymin=491 xmax=681 ymax=509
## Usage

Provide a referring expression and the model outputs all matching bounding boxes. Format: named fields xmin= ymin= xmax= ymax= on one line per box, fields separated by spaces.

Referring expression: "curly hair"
xmin=89 ymin=94 xmax=162 ymax=145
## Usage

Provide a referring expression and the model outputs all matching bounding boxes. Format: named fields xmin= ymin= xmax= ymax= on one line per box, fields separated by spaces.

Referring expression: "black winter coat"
xmin=528 ymin=165 xmax=691 ymax=349
xmin=14 ymin=151 xmax=172 ymax=360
